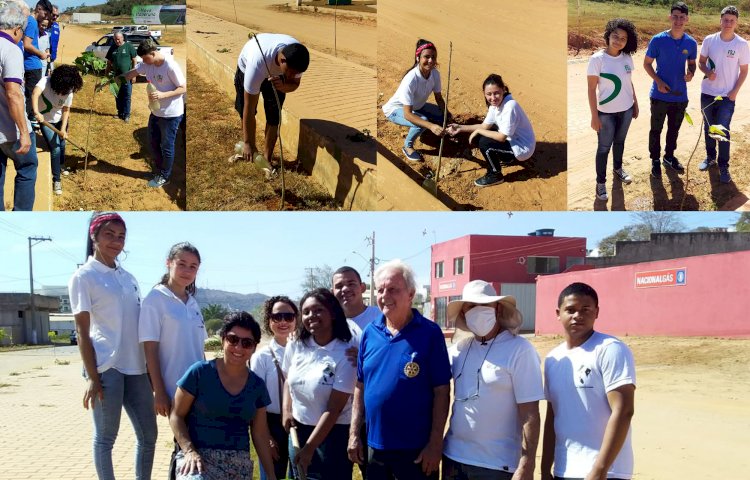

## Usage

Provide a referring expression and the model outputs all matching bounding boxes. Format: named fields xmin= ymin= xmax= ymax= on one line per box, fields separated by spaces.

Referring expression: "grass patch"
xmin=33 ymin=366 xmax=45 ymax=371
xmin=9 ymin=372 xmax=21 ymax=376
xmin=186 ymin=61 xmax=340 ymax=211
xmin=0 ymin=383 xmax=16 ymax=389
xmin=54 ymin=359 xmax=71 ymax=366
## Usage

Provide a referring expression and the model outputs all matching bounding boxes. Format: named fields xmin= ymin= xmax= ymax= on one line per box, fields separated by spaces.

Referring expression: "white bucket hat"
xmin=447 ymin=280 xmax=522 ymax=333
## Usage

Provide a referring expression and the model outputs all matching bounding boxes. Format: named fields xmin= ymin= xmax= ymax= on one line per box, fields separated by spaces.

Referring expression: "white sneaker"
xmin=53 ymin=181 xmax=62 ymax=195
xmin=596 ymin=183 xmax=608 ymax=201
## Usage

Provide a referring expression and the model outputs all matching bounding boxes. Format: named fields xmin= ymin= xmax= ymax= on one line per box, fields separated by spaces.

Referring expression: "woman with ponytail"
xmin=139 ymin=242 xmax=206 ymax=418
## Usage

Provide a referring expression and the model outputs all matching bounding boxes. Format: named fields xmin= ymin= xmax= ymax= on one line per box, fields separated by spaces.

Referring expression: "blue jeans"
xmin=0 ymin=135 xmax=38 ymax=211
xmin=595 ymin=107 xmax=633 ymax=184
xmin=701 ymin=93 xmax=735 ymax=168
xmin=148 ymin=114 xmax=183 ymax=179
xmin=91 ymin=369 xmax=157 ymax=480
xmin=116 ymin=80 xmax=132 ymax=119
xmin=386 ymin=103 xmax=444 ymax=149
xmin=40 ymin=121 xmax=66 ymax=182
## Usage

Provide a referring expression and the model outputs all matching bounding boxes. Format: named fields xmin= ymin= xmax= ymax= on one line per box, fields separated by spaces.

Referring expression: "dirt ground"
xmin=186 ymin=0 xmax=376 ymax=68
xmin=52 ymin=24 xmax=186 ymax=211
xmin=568 ymin=39 xmax=750 ymax=211
xmin=376 ymin=0 xmax=567 ymax=211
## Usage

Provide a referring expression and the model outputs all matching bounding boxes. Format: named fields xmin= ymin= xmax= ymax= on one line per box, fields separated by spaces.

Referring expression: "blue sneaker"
xmin=147 ymin=174 xmax=168 ymax=188
xmin=699 ymin=158 xmax=717 ymax=171
xmin=402 ymin=146 xmax=423 ymax=162
xmin=719 ymin=168 xmax=732 ymax=184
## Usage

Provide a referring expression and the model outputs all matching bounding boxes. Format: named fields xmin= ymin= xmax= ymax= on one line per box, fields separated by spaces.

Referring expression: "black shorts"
xmin=234 ymin=67 xmax=287 ymax=126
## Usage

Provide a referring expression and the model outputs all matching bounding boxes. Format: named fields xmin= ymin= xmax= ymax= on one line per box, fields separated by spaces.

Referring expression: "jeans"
xmin=24 ymin=69 xmax=42 ymax=120
xmin=386 ymin=103 xmax=444 ymax=149
xmin=288 ymin=423 xmax=352 ymax=480
xmin=367 ymin=447 xmax=439 ymax=480
xmin=595 ymin=107 xmax=633 ymax=184
xmin=0 ymin=135 xmax=38 ymax=211
xmin=40 ymin=120 xmax=66 ymax=182
xmin=701 ymin=93 xmax=735 ymax=168
xmin=116 ymin=80 xmax=132 ymax=119
xmin=648 ymin=98 xmax=688 ymax=161
xmin=91 ymin=369 xmax=157 ymax=480
xmin=442 ymin=455 xmax=514 ymax=480
xmin=148 ymin=113 xmax=183 ymax=179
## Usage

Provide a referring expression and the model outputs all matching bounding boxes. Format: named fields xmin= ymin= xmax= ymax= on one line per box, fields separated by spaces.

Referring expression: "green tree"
xmin=735 ymin=213 xmax=750 ymax=232
xmin=597 ymin=212 xmax=687 ymax=256
xmin=201 ymin=304 xmax=229 ymax=323
xmin=300 ymin=265 xmax=334 ymax=292
xmin=204 ymin=318 xmax=223 ymax=335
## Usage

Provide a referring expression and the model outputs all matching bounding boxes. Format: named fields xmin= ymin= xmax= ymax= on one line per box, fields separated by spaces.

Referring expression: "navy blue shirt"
xmin=646 ymin=30 xmax=698 ymax=103
xmin=357 ymin=309 xmax=451 ymax=450
xmin=177 ymin=359 xmax=271 ymax=451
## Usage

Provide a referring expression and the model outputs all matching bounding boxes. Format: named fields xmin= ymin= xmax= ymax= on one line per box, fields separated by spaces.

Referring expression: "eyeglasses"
xmin=225 ymin=332 xmax=256 ymax=349
xmin=270 ymin=312 xmax=296 ymax=323
xmin=454 ymin=369 xmax=481 ymax=402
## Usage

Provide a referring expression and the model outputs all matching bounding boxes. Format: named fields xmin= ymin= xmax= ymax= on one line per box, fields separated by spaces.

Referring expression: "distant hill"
xmin=194 ymin=288 xmax=269 ymax=313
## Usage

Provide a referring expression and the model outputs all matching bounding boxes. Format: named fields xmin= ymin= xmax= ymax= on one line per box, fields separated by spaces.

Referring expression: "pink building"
xmin=430 ymin=233 xmax=587 ymax=329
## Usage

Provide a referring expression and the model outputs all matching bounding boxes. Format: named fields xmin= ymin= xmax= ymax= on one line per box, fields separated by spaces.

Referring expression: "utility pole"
xmin=28 ymin=236 xmax=52 ymax=345
xmin=366 ymin=231 xmax=376 ymax=304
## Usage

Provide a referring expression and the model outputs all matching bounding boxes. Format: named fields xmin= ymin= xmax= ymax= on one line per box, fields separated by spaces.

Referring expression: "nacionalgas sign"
xmin=132 ymin=5 xmax=186 ymax=25
xmin=634 ymin=267 xmax=687 ymax=288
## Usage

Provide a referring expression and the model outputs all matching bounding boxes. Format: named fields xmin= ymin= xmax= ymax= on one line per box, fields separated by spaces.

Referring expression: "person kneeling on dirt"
xmin=234 ymin=33 xmax=309 ymax=165
xmin=32 ymin=64 xmax=83 ymax=196
xmin=121 ymin=38 xmax=186 ymax=189
xmin=447 ymin=74 xmax=536 ymax=187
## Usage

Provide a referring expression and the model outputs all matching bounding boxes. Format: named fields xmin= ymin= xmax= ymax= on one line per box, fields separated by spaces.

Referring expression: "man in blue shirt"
xmin=47 ymin=5 xmax=60 ymax=67
xmin=644 ymin=1 xmax=697 ymax=178
xmin=23 ymin=0 xmax=53 ymax=122
xmin=348 ymin=259 xmax=451 ymax=480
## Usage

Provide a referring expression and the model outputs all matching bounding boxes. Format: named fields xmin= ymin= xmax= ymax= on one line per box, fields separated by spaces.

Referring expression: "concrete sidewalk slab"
xmin=2 ymin=137 xmax=53 ymax=211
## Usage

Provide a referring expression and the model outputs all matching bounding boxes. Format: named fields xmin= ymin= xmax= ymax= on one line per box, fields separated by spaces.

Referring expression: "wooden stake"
xmin=433 ymin=41 xmax=453 ymax=195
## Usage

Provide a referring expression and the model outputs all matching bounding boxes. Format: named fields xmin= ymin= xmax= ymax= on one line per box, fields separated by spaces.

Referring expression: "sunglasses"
xmin=271 ymin=312 xmax=296 ymax=323
xmin=225 ymin=332 xmax=256 ymax=349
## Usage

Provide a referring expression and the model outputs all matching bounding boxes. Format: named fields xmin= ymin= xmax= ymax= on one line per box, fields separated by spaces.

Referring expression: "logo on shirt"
xmin=727 ymin=49 xmax=736 ymax=58
xmin=624 ymin=65 xmax=632 ymax=74
xmin=576 ymin=364 xmax=594 ymax=388
xmin=320 ymin=363 xmax=335 ymax=385
xmin=155 ymin=74 xmax=164 ymax=83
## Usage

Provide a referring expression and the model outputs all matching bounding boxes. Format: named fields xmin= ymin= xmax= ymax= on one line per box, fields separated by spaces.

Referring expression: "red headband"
xmin=89 ymin=213 xmax=125 ymax=237
xmin=415 ymin=43 xmax=435 ymax=58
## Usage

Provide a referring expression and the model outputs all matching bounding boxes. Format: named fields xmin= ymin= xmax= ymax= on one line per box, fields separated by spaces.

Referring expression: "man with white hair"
xmin=348 ymin=259 xmax=451 ymax=479
xmin=0 ymin=2 xmax=39 ymax=210
xmin=442 ymin=280 xmax=543 ymax=480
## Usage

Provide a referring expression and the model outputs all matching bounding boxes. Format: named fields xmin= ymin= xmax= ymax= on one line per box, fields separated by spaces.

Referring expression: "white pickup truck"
xmin=112 ymin=25 xmax=162 ymax=39
xmin=85 ymin=33 xmax=174 ymax=62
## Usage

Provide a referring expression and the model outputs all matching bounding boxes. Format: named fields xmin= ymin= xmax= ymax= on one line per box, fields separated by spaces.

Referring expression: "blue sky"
xmin=0 ymin=211 xmax=741 ymax=299
xmin=57 ymin=0 xmax=108 ymax=11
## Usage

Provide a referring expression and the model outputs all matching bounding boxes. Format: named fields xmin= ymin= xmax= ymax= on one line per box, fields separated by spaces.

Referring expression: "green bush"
xmin=204 ymin=318 xmax=223 ymax=335
xmin=204 ymin=336 xmax=222 ymax=352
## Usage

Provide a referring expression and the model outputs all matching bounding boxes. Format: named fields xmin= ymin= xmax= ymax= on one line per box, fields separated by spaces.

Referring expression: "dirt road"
xmin=377 ymin=0 xmax=567 ymax=210
xmin=568 ymin=51 xmax=750 ymax=210
xmin=186 ymin=0 xmax=375 ymax=68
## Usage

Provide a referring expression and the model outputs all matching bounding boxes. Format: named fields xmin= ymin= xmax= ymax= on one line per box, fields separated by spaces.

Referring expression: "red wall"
xmin=535 ymin=250 xmax=750 ymax=337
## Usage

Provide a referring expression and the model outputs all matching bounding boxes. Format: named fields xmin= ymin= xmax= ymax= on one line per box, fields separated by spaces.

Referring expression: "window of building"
xmin=435 ymin=297 xmax=447 ymax=327
xmin=435 ymin=261 xmax=444 ymax=278
xmin=18 ymin=310 xmax=23 ymax=319
xmin=526 ymin=256 xmax=560 ymax=275
xmin=453 ymin=257 xmax=464 ymax=275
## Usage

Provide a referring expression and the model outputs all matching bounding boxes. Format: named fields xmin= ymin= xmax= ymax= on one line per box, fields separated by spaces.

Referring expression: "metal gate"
xmin=500 ymin=283 xmax=537 ymax=332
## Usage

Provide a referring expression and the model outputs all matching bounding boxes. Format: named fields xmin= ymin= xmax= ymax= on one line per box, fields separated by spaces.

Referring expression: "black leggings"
xmin=267 ymin=412 xmax=291 ymax=479
xmin=234 ymin=67 xmax=287 ymax=126
xmin=474 ymin=135 xmax=516 ymax=174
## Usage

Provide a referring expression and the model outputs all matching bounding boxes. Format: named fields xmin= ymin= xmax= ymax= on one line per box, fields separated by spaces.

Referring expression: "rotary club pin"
xmin=404 ymin=352 xmax=420 ymax=378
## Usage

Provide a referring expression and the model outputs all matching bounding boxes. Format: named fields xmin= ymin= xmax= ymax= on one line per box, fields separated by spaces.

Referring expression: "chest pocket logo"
xmin=576 ymin=364 xmax=594 ymax=389
xmin=320 ymin=362 xmax=335 ymax=386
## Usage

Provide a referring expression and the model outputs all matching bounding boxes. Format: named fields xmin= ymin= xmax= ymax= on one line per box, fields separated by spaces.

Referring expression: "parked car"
xmin=84 ymin=33 xmax=174 ymax=63
xmin=70 ymin=330 xmax=77 ymax=345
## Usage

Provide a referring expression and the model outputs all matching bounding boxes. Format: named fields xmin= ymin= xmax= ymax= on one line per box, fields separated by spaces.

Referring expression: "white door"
xmin=500 ymin=283 xmax=536 ymax=332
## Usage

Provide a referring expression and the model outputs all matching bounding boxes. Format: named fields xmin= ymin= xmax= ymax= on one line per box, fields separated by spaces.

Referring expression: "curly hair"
xmin=262 ymin=295 xmax=299 ymax=336
xmin=49 ymin=64 xmax=83 ymax=96
xmin=604 ymin=18 xmax=638 ymax=56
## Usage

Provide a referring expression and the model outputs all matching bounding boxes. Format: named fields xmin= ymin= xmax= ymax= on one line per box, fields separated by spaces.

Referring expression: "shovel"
xmin=289 ymin=426 xmax=307 ymax=480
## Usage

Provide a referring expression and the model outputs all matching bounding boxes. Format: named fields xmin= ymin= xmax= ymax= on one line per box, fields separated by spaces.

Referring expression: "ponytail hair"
xmin=160 ymin=242 xmax=201 ymax=296
xmin=402 ymin=38 xmax=437 ymax=78
xmin=85 ymin=211 xmax=126 ymax=260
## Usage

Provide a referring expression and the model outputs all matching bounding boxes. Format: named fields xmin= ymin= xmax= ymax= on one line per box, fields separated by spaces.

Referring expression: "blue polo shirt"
xmin=49 ymin=22 xmax=60 ymax=61
xmin=357 ymin=309 xmax=451 ymax=450
xmin=646 ymin=30 xmax=698 ymax=103
xmin=23 ymin=15 xmax=42 ymax=71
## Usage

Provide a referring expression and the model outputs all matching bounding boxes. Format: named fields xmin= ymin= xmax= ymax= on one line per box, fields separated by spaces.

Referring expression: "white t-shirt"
xmin=282 ymin=335 xmax=357 ymax=426
xmin=0 ymin=33 xmax=30 ymax=144
xmin=138 ymin=284 xmax=207 ymax=399
xmin=136 ymin=55 xmax=186 ymax=118
xmin=382 ymin=66 xmax=442 ymax=117
xmin=700 ymin=32 xmax=750 ymax=97
xmin=587 ymin=50 xmax=635 ymax=114
xmin=349 ymin=305 xmax=381 ymax=332
xmin=443 ymin=331 xmax=545 ymax=472
xmin=250 ymin=338 xmax=286 ymax=414
xmin=483 ymin=94 xmax=536 ymax=161
xmin=68 ymin=256 xmax=145 ymax=375
xmin=238 ymin=33 xmax=303 ymax=95
xmin=34 ymin=76 xmax=73 ymax=124
xmin=544 ymin=331 xmax=636 ymax=479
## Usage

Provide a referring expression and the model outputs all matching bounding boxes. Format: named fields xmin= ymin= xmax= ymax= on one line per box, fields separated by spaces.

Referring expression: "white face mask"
xmin=465 ymin=306 xmax=496 ymax=337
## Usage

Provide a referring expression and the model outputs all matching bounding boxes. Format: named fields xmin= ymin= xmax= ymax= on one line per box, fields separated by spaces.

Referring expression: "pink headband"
xmin=89 ymin=213 xmax=125 ymax=237
xmin=415 ymin=43 xmax=435 ymax=58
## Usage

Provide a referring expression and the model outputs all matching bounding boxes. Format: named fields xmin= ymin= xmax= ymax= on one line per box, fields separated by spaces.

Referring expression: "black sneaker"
xmin=719 ymin=168 xmax=732 ymax=184
xmin=595 ymin=182 xmax=608 ymax=201
xmin=662 ymin=156 xmax=685 ymax=172
xmin=474 ymin=172 xmax=505 ymax=187
xmin=613 ymin=168 xmax=632 ymax=184
xmin=650 ymin=162 xmax=662 ymax=178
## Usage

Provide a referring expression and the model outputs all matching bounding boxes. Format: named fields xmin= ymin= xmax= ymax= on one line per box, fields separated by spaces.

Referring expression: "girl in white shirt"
xmin=282 ymin=288 xmax=357 ymax=480
xmin=382 ymin=38 xmax=447 ymax=162
xmin=447 ymin=74 xmax=537 ymax=188
xmin=68 ymin=212 xmax=157 ymax=480
xmin=251 ymin=295 xmax=300 ymax=480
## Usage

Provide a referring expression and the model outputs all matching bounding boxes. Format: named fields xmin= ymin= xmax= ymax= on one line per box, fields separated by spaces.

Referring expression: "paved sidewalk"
xmin=0 ymin=350 xmax=172 ymax=479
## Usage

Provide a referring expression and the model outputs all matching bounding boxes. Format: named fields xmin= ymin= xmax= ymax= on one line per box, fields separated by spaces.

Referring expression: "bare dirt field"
xmin=186 ymin=0 xmax=376 ymax=68
xmin=377 ymin=0 xmax=567 ymax=211
xmin=568 ymin=18 xmax=750 ymax=211
xmin=52 ymin=24 xmax=187 ymax=210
